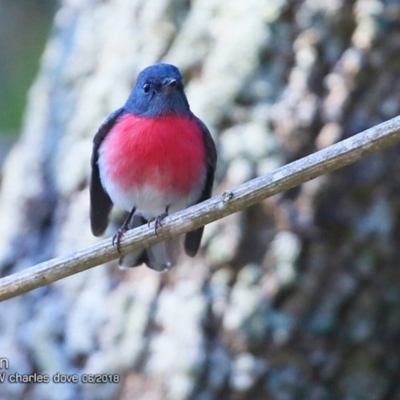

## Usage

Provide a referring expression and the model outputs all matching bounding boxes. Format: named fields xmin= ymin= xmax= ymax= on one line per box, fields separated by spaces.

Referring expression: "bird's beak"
xmin=160 ymin=78 xmax=178 ymax=92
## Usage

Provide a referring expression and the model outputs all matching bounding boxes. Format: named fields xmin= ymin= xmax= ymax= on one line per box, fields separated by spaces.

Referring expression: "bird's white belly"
xmin=99 ymin=166 xmax=204 ymax=219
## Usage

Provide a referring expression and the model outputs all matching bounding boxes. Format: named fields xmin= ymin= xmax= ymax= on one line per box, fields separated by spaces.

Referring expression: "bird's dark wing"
xmin=90 ymin=108 xmax=125 ymax=236
xmin=184 ymin=117 xmax=217 ymax=257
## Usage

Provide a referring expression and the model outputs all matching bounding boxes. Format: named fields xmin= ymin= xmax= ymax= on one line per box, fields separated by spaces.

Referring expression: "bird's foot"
xmin=112 ymin=206 xmax=136 ymax=253
xmin=154 ymin=212 xmax=168 ymax=236
xmin=112 ymin=227 xmax=128 ymax=253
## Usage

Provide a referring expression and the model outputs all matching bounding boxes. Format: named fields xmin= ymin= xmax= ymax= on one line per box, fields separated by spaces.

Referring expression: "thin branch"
xmin=1 ymin=116 xmax=400 ymax=301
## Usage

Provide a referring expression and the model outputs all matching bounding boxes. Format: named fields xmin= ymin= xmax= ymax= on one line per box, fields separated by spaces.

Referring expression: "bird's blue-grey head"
xmin=124 ymin=63 xmax=191 ymax=117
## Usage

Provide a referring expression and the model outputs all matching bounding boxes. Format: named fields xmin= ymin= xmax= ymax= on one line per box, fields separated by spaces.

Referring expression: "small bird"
xmin=90 ymin=63 xmax=217 ymax=271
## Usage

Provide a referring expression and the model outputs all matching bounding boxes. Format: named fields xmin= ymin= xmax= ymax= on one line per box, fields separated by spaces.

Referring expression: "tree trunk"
xmin=1 ymin=0 xmax=400 ymax=399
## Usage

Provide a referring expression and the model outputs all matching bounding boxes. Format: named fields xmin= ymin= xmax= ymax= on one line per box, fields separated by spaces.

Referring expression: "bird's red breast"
xmin=100 ymin=113 xmax=206 ymax=195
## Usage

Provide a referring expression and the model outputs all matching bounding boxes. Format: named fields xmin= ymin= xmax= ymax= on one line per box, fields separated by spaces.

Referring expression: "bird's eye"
xmin=143 ymin=83 xmax=151 ymax=94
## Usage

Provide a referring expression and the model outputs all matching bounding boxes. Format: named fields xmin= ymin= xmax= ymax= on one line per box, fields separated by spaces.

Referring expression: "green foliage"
xmin=0 ymin=0 xmax=56 ymax=137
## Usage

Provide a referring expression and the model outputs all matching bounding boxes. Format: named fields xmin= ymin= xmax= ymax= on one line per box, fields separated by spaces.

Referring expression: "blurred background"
xmin=0 ymin=0 xmax=56 ymax=166
xmin=1 ymin=0 xmax=400 ymax=399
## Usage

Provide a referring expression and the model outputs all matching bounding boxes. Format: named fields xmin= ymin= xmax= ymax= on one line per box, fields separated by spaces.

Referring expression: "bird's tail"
xmin=119 ymin=215 xmax=181 ymax=272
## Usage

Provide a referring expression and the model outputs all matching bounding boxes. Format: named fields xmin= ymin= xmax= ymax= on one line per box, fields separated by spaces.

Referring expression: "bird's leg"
xmin=112 ymin=206 xmax=136 ymax=253
xmin=154 ymin=205 xmax=170 ymax=236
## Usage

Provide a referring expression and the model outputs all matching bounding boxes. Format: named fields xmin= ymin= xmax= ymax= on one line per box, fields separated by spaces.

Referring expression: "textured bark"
xmin=1 ymin=1 xmax=400 ymax=399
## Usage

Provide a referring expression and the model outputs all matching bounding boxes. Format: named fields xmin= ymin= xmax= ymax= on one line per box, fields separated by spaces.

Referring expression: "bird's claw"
xmin=112 ymin=227 xmax=128 ymax=253
xmin=154 ymin=212 xmax=168 ymax=236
